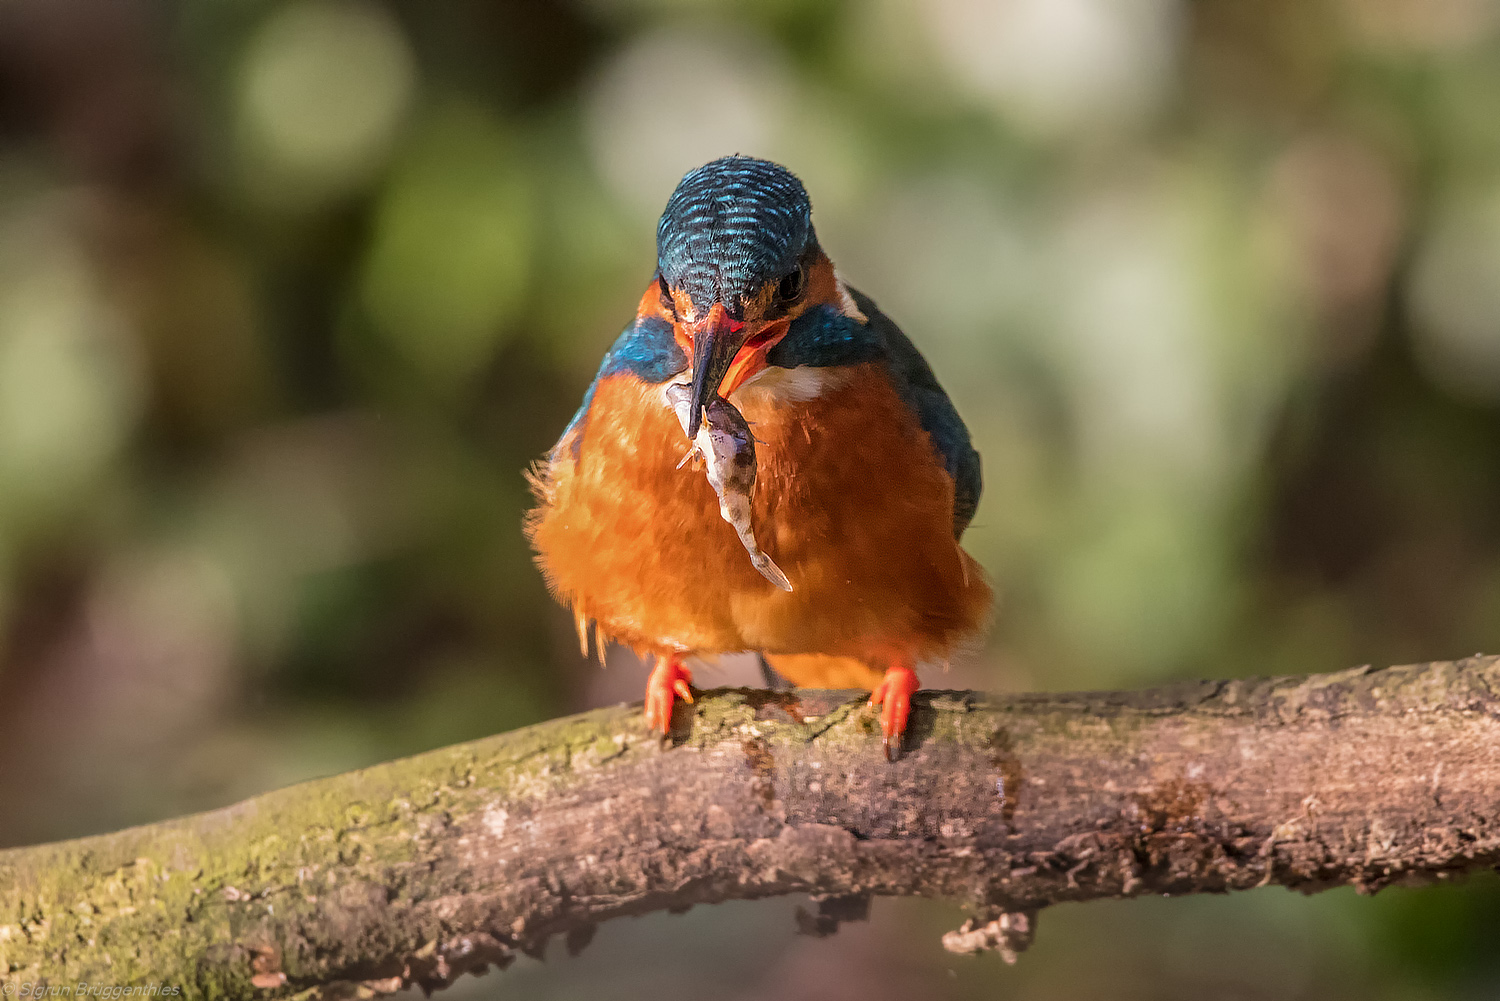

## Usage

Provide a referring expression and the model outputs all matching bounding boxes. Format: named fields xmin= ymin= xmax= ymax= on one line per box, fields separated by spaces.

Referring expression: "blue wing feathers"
xmin=846 ymin=290 xmax=983 ymax=538
xmin=773 ymin=288 xmax=983 ymax=537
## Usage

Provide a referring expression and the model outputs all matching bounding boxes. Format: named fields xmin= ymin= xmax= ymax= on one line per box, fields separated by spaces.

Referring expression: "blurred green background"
xmin=1 ymin=0 xmax=1498 ymax=996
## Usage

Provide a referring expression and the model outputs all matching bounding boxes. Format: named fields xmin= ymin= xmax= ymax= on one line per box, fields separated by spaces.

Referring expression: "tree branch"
xmin=3 ymin=656 xmax=1499 ymax=995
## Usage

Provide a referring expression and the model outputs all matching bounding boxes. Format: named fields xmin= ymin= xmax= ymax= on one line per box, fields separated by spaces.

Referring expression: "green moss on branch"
xmin=2 ymin=657 xmax=1498 ymax=998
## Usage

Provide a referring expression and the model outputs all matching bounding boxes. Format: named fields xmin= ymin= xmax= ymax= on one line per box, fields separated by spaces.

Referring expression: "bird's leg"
xmin=867 ymin=661 xmax=920 ymax=761
xmin=643 ymin=654 xmax=694 ymax=734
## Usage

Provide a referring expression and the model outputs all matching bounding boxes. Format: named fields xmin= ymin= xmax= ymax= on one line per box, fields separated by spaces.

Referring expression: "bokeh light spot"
xmin=359 ymin=103 xmax=532 ymax=386
xmin=924 ymin=0 xmax=1181 ymax=136
xmin=0 ymin=199 xmax=141 ymax=519
xmin=1409 ymin=185 xmax=1500 ymax=402
xmin=237 ymin=0 xmax=415 ymax=203
xmin=584 ymin=28 xmax=785 ymax=215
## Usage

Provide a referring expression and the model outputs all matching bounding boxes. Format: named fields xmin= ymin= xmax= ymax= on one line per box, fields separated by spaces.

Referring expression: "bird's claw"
xmin=867 ymin=664 xmax=919 ymax=761
xmin=644 ymin=657 xmax=694 ymax=734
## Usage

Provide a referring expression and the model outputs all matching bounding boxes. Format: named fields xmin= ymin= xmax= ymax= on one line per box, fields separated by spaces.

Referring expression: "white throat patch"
xmin=731 ymin=364 xmax=848 ymax=408
xmin=833 ymin=271 xmax=868 ymax=323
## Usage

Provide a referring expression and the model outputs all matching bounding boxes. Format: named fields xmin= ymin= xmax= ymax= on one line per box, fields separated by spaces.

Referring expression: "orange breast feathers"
xmin=526 ymin=363 xmax=991 ymax=669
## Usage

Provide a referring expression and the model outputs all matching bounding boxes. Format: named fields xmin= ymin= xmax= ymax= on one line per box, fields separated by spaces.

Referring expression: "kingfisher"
xmin=527 ymin=156 xmax=990 ymax=758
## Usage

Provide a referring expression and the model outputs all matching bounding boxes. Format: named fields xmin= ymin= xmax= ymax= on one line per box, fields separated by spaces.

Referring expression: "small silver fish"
xmin=666 ymin=383 xmax=793 ymax=592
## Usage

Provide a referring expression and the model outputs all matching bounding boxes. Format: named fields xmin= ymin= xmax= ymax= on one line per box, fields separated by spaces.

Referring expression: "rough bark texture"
xmin=3 ymin=656 xmax=1500 ymax=997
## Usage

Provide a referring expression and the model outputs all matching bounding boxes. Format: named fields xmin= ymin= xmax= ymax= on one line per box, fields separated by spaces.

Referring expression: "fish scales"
xmin=666 ymin=383 xmax=793 ymax=591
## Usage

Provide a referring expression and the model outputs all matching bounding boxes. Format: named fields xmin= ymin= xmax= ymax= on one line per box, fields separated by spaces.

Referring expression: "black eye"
xmin=777 ymin=267 xmax=805 ymax=303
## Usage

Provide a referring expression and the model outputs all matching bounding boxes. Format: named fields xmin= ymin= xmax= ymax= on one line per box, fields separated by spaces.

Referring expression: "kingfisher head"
xmin=652 ymin=156 xmax=831 ymax=437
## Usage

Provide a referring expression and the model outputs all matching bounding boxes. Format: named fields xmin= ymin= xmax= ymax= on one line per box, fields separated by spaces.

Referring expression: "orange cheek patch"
xmin=635 ymin=281 xmax=693 ymax=356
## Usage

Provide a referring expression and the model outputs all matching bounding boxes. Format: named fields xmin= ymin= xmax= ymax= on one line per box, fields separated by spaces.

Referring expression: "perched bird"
xmin=527 ymin=156 xmax=990 ymax=757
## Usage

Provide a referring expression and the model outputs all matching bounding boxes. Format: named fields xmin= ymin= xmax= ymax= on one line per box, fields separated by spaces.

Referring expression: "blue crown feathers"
xmin=656 ymin=156 xmax=815 ymax=316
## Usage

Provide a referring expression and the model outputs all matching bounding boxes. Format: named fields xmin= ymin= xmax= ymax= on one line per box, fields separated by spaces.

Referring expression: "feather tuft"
xmin=574 ymin=609 xmax=590 ymax=659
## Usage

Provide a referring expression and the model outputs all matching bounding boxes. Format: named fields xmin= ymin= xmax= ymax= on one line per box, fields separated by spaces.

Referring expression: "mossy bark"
xmin=3 ymin=657 xmax=1500 ymax=997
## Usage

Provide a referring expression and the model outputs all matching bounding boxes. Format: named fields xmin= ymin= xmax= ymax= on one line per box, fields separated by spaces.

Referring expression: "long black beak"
xmin=686 ymin=305 xmax=748 ymax=438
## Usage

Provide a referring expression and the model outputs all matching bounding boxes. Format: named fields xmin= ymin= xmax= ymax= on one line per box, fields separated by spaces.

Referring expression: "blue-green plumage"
xmin=657 ymin=156 xmax=815 ymax=317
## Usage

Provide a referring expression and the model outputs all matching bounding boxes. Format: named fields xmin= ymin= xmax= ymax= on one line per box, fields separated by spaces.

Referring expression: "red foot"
xmin=644 ymin=655 xmax=694 ymax=734
xmin=868 ymin=664 xmax=919 ymax=761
